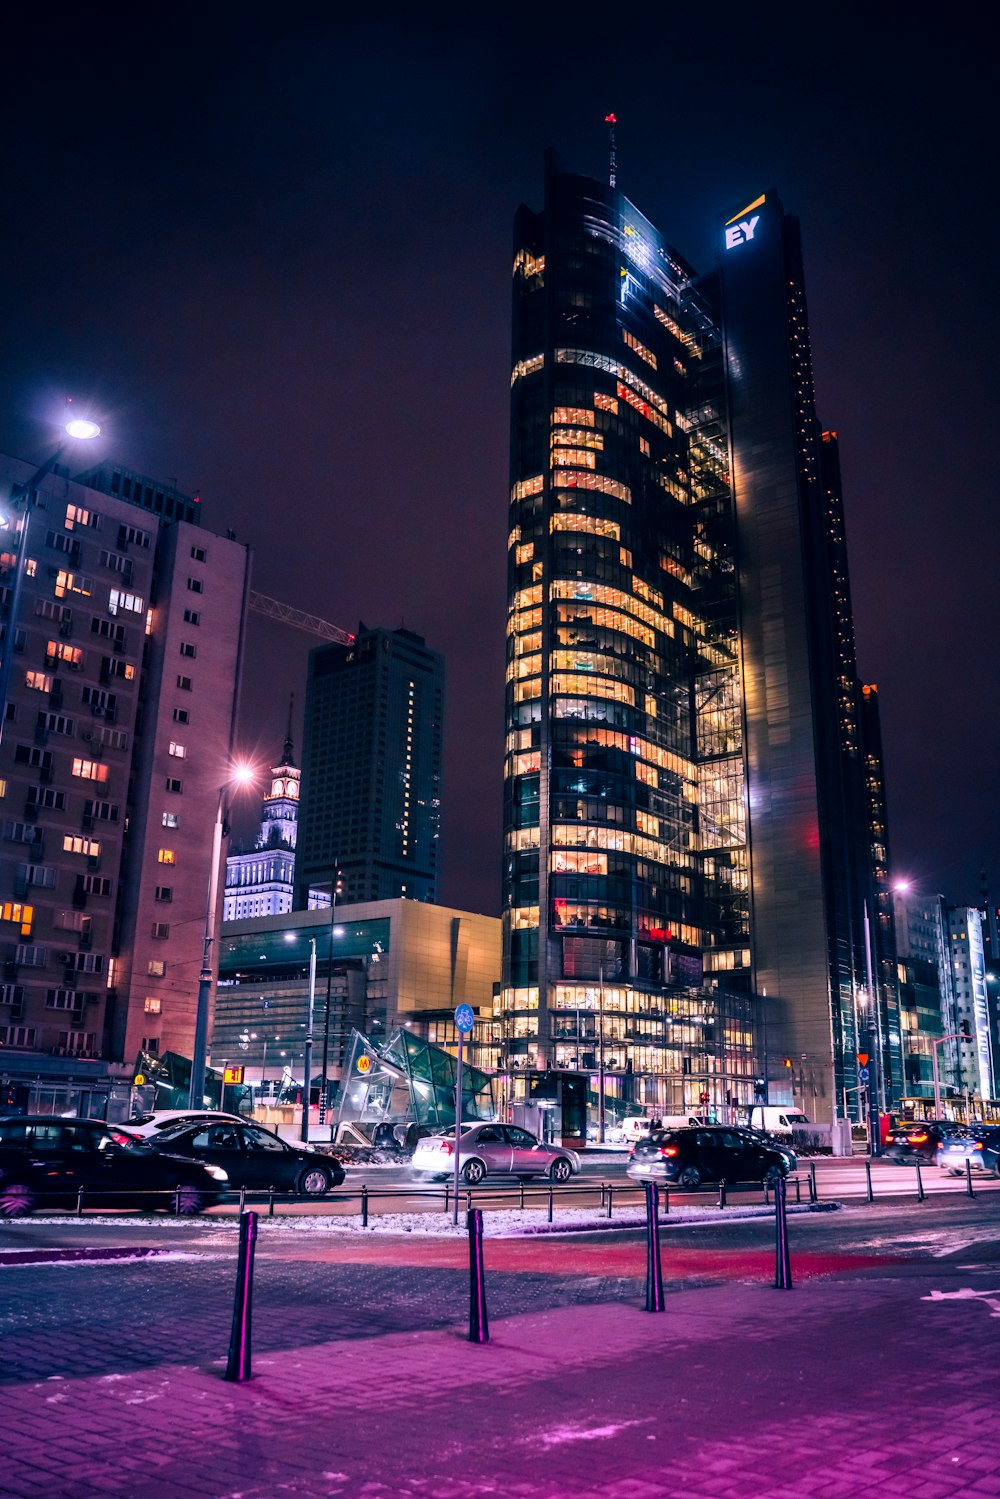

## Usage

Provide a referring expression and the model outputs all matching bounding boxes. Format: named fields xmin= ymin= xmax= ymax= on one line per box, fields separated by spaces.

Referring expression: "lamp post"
xmin=0 ymin=417 xmax=101 ymax=747
xmin=863 ymin=900 xmax=882 ymax=1157
xmin=285 ymin=933 xmax=317 ymax=1142
xmin=188 ymin=764 xmax=255 ymax=1108
xmin=318 ymin=862 xmax=342 ymax=1133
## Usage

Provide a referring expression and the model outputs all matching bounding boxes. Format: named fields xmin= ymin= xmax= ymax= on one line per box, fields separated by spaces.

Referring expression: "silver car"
xmin=411 ymin=1122 xmax=580 ymax=1185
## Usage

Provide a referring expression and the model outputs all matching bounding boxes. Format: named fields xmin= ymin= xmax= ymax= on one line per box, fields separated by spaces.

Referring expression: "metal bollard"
xmin=547 ymin=1186 xmax=554 ymax=1224
xmin=644 ymin=1182 xmax=665 ymax=1312
xmin=174 ymin=1186 xmax=181 ymax=1215
xmin=915 ymin=1161 xmax=925 ymax=1202
xmin=519 ymin=1179 xmax=525 ymax=1210
xmin=809 ymin=1162 xmax=817 ymax=1204
xmin=773 ymin=1174 xmax=792 ymax=1290
xmin=361 ymin=1184 xmax=369 ymax=1228
xmin=225 ymin=1210 xmax=258 ymax=1382
xmin=794 ymin=1176 xmax=801 ymax=1205
xmin=76 ymin=1186 xmax=85 ymax=1217
xmin=467 ymin=1208 xmax=489 ymax=1343
xmin=718 ymin=1180 xmax=727 ymax=1209
xmin=865 ymin=1160 xmax=874 ymax=1203
xmin=966 ymin=1158 xmax=975 ymax=1199
xmin=444 ymin=1182 xmax=450 ymax=1216
xmin=600 ymin=1182 xmax=606 ymax=1209
xmin=606 ymin=1184 xmax=613 ymax=1219
xmin=268 ymin=1186 xmax=275 ymax=1218
xmin=238 ymin=1186 xmax=246 ymax=1215
xmin=466 ymin=1191 xmax=473 ymax=1217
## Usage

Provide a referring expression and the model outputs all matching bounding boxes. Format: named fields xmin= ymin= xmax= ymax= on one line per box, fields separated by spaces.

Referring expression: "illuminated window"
xmin=72 ymin=758 xmax=108 ymax=783
xmin=46 ymin=641 xmax=84 ymax=667
xmin=515 ymin=542 xmax=534 ymax=564
xmin=552 ymin=408 xmax=595 ymax=427
xmin=54 ymin=571 xmax=92 ymax=599
xmin=65 ymin=504 xmax=99 ymax=530
xmin=162 ymin=812 xmax=179 ymax=829
xmin=157 ymin=849 xmax=175 ymax=864
xmin=1 ymin=902 xmax=33 ymax=935
xmin=108 ymin=589 xmax=144 ymax=616
xmin=24 ymin=671 xmax=53 ymax=693
xmin=143 ymin=997 xmax=162 ymax=1014
xmin=511 ymin=354 xmax=544 ymax=386
xmin=147 ymin=961 xmax=166 ymax=978
xmin=623 ymin=329 xmax=657 ymax=369
xmin=168 ymin=742 xmax=186 ymax=758
xmin=63 ymin=835 xmax=101 ymax=857
xmin=552 ymin=449 xmax=596 ymax=470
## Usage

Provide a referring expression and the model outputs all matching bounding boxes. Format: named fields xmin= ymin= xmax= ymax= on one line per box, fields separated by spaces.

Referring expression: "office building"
xmin=892 ymin=888 xmax=954 ymax=1105
xmin=296 ymin=627 xmax=444 ymax=908
xmin=498 ymin=156 xmax=891 ymax=1126
xmin=947 ymin=905 xmax=995 ymax=1103
xmin=0 ymin=451 xmax=250 ymax=1085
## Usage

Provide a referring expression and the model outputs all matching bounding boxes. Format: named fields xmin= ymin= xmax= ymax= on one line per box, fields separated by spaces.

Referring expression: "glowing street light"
xmin=188 ymin=762 xmax=257 ymax=1107
xmin=0 ymin=414 xmax=102 ymax=748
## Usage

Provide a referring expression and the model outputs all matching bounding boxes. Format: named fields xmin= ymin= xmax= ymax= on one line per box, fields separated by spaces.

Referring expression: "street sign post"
xmin=453 ymin=1005 xmax=475 ymax=1225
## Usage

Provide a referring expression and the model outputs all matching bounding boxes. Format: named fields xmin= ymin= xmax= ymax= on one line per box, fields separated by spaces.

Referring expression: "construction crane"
xmin=247 ymin=591 xmax=354 ymax=646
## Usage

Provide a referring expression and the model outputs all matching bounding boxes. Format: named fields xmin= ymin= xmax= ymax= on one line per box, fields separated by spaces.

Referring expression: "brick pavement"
xmin=3 ymin=1245 xmax=999 ymax=1498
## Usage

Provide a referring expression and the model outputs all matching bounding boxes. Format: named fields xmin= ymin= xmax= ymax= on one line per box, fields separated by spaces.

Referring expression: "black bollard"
xmin=467 ymin=1207 xmax=489 ymax=1343
xmin=865 ymin=1160 xmax=873 ymax=1203
xmin=547 ymin=1186 xmax=554 ymax=1223
xmin=809 ymin=1162 xmax=817 ymax=1204
xmin=644 ymin=1182 xmax=665 ymax=1312
xmin=773 ymin=1174 xmax=792 ymax=1290
xmin=966 ymin=1158 xmax=975 ymax=1199
xmin=718 ymin=1180 xmax=727 ymax=1210
xmin=361 ymin=1184 xmax=369 ymax=1227
xmin=225 ymin=1210 xmax=258 ymax=1382
xmin=606 ymin=1184 xmax=614 ymax=1219
xmin=915 ymin=1161 xmax=925 ymax=1202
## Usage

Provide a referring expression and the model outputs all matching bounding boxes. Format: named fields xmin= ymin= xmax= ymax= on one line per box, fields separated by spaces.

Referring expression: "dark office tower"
xmin=296 ymin=627 xmax=444 ymax=907
xmin=499 ymin=157 xmax=889 ymax=1126
xmin=858 ymin=682 xmax=903 ymax=1103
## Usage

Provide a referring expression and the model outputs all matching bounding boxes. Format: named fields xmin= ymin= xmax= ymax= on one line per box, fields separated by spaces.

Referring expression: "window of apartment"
xmin=99 ymin=550 xmax=132 ymax=580
xmin=117 ymin=523 xmax=150 ymax=550
xmin=46 ymin=530 xmax=78 ymax=554
xmin=37 ymin=711 xmax=75 ymax=736
xmin=65 ymin=504 xmax=100 ymax=531
xmin=54 ymin=571 xmax=92 ymax=599
xmin=1 ymin=1026 xmax=38 ymax=1048
xmin=14 ymin=945 xmax=47 ymax=967
xmin=179 ymin=642 xmax=196 ymax=659
xmin=141 ymin=1036 xmax=160 ymax=1054
xmin=165 ymin=777 xmax=183 ymax=793
xmin=63 ymin=835 xmax=100 ymax=858
xmin=26 ymin=787 xmax=65 ymax=811
xmin=80 ymin=874 xmax=113 ymax=897
xmin=191 ymin=546 xmax=206 ymax=562
xmin=25 ymin=671 xmax=53 ymax=693
xmin=154 ymin=885 xmax=173 ymax=902
xmin=1 ymin=902 xmax=33 ymax=934
xmin=161 ymin=812 xmax=179 ymax=829
xmin=14 ymin=746 xmax=52 ymax=774
xmin=143 ymin=997 xmax=162 ymax=1014
xmin=46 ymin=641 xmax=83 ymax=667
xmin=147 ymin=960 xmax=166 ymax=978
xmin=172 ymin=708 xmax=189 ymax=724
xmin=186 ymin=578 xmax=203 ymax=594
xmin=46 ymin=988 xmax=79 ymax=1009
xmin=176 ymin=675 xmax=192 ymax=691
xmin=151 ymin=922 xmax=170 ymax=939
xmin=83 ymin=799 xmax=119 ymax=823
xmin=98 ymin=726 xmax=128 ymax=751
xmin=105 ymin=658 xmax=136 ymax=681
xmin=157 ymin=849 xmax=175 ymax=864
xmin=108 ymin=589 xmax=144 ymax=616
xmin=91 ymin=617 xmax=126 ymax=645
xmin=168 ymin=742 xmax=186 ymax=759
xmin=36 ymin=599 xmax=72 ymax=624
xmin=72 ymin=757 xmax=108 ymax=782
xmin=20 ymin=863 xmax=56 ymax=888
xmin=183 ymin=609 xmax=200 ymax=626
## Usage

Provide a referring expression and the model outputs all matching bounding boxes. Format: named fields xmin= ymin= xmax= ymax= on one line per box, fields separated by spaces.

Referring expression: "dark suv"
xmin=627 ymin=1125 xmax=795 ymax=1189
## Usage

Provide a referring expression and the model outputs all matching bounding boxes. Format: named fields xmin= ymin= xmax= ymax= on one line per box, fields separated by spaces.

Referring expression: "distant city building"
xmin=213 ymin=898 xmax=500 ymax=1095
xmin=296 ymin=627 xmax=444 ymax=908
xmin=947 ymin=905 xmax=995 ymax=1102
xmin=499 ymin=157 xmax=892 ymax=1127
xmin=223 ymin=714 xmax=331 ymax=921
xmin=893 ymin=890 xmax=954 ymax=1104
xmin=0 ymin=451 xmax=250 ymax=1084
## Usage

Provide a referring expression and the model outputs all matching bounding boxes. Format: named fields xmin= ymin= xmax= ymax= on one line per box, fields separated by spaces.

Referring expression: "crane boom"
xmin=248 ymin=591 xmax=354 ymax=645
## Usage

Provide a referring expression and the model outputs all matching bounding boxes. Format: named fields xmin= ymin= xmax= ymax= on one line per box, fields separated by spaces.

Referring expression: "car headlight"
xmin=205 ymin=1166 xmax=229 ymax=1183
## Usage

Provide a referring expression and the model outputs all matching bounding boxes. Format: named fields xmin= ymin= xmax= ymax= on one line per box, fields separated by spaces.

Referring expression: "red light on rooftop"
xmin=605 ymin=113 xmax=617 ymax=124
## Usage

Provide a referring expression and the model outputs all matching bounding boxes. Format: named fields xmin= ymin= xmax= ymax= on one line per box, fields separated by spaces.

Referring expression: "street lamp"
xmin=0 ymin=415 xmax=102 ymax=747
xmin=318 ymin=862 xmax=343 ymax=1133
xmin=285 ymin=932 xmax=317 ymax=1142
xmin=188 ymin=763 xmax=256 ymax=1107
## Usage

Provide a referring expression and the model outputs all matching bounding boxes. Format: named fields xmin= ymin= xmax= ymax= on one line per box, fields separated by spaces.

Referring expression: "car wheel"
xmin=463 ymin=1159 xmax=486 ymax=1185
xmin=677 ymin=1165 xmax=701 ymax=1188
xmin=298 ymin=1165 xmax=332 ymax=1196
xmin=549 ymin=1157 xmax=572 ymax=1184
xmin=0 ymin=1181 xmax=35 ymax=1218
xmin=173 ymin=1185 xmax=206 ymax=1216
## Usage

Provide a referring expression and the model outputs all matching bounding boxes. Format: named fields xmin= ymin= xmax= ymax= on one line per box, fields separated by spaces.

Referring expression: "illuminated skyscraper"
xmin=499 ymin=156 xmax=891 ymax=1126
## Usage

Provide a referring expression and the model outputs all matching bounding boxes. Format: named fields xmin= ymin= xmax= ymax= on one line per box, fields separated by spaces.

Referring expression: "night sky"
xmin=2 ymin=6 xmax=995 ymax=917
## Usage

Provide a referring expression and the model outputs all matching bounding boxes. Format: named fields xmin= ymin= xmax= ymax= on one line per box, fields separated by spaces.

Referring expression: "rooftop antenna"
xmin=605 ymin=112 xmax=617 ymax=188
xmin=283 ymin=692 xmax=295 ymax=763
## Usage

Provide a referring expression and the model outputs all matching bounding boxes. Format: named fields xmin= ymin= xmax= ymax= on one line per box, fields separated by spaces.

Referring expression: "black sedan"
xmin=882 ymin=1121 xmax=962 ymax=1164
xmin=0 ymin=1116 xmax=227 ymax=1217
xmin=627 ymin=1125 xmax=795 ymax=1189
xmin=148 ymin=1119 xmax=346 ymax=1195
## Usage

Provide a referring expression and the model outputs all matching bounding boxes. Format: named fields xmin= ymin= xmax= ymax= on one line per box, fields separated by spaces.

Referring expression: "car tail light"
xmin=908 ymin=1133 xmax=928 ymax=1144
xmin=660 ymin=1145 xmax=679 ymax=1157
xmin=974 ymin=1142 xmax=984 ymax=1151
xmin=439 ymin=1140 xmax=454 ymax=1156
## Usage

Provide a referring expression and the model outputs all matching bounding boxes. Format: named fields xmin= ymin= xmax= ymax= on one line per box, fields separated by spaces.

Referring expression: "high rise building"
xmin=296 ymin=626 xmax=444 ymax=908
xmin=223 ymin=714 xmax=332 ymax=921
xmin=499 ymin=156 xmax=891 ymax=1126
xmin=0 ymin=451 xmax=250 ymax=1085
xmin=947 ymin=905 xmax=994 ymax=1103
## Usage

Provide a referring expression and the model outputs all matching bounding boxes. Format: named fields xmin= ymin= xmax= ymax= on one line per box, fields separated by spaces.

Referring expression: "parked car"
xmin=0 ymin=1116 xmax=228 ymax=1217
xmin=627 ymin=1126 xmax=795 ymax=1188
xmin=411 ymin=1122 xmax=580 ymax=1185
xmin=936 ymin=1126 xmax=1000 ymax=1176
xmin=127 ymin=1109 xmax=249 ymax=1138
xmin=147 ymin=1119 xmax=345 ymax=1195
xmin=882 ymin=1121 xmax=963 ymax=1165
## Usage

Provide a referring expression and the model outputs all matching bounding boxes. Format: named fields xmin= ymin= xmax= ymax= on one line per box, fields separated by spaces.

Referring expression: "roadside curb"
xmin=0 ymin=1245 xmax=169 ymax=1268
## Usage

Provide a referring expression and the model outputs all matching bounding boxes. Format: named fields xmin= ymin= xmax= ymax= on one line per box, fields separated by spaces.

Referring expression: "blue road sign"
xmin=454 ymin=1004 xmax=475 ymax=1034
xmin=858 ymin=1066 xmax=870 ymax=1083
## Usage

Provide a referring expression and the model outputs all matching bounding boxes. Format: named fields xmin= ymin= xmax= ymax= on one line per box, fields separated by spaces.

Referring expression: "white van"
xmin=741 ymin=1106 xmax=810 ymax=1135
xmin=621 ymin=1113 xmax=712 ymax=1143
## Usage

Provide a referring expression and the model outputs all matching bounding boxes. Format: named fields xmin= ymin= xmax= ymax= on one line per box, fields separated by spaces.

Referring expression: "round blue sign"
xmin=454 ymin=1004 xmax=475 ymax=1034
xmin=858 ymin=1066 xmax=870 ymax=1084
